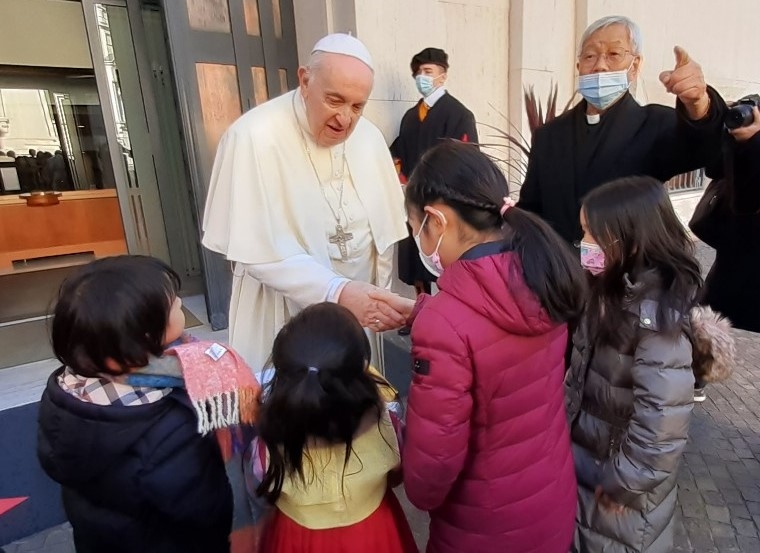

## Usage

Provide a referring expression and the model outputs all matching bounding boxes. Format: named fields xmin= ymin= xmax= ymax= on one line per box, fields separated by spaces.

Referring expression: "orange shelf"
xmin=0 ymin=191 xmax=128 ymax=275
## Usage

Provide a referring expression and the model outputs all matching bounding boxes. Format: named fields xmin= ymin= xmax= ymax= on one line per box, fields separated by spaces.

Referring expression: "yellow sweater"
xmin=275 ymin=409 xmax=400 ymax=529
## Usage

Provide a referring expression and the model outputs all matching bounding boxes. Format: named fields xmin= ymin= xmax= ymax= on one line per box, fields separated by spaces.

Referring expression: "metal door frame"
xmin=81 ymin=0 xmax=173 ymax=260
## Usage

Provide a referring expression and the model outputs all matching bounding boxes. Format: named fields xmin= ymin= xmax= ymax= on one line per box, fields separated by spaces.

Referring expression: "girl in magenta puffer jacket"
xmin=381 ymin=141 xmax=586 ymax=552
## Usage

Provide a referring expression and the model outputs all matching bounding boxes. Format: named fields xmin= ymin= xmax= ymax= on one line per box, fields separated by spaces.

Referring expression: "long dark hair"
xmin=405 ymin=140 xmax=586 ymax=324
xmin=256 ymin=302 xmax=385 ymax=503
xmin=52 ymin=255 xmax=181 ymax=377
xmin=582 ymin=176 xmax=703 ymax=346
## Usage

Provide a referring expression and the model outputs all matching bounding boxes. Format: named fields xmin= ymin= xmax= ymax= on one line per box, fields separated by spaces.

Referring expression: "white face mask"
xmin=577 ymin=63 xmax=634 ymax=110
xmin=413 ymin=211 xmax=446 ymax=277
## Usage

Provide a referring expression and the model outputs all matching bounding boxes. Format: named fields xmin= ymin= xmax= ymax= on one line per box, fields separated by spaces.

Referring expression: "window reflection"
xmin=96 ymin=4 xmax=136 ymax=190
xmin=0 ymin=67 xmax=116 ymax=194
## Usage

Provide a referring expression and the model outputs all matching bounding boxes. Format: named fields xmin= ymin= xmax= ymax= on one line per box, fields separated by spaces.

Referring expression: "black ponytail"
xmin=501 ymin=207 xmax=586 ymax=323
xmin=406 ymin=140 xmax=586 ymax=324
xmin=256 ymin=302 xmax=384 ymax=503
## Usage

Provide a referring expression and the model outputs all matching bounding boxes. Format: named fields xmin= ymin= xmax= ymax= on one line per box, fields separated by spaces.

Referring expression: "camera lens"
xmin=725 ymin=104 xmax=754 ymax=129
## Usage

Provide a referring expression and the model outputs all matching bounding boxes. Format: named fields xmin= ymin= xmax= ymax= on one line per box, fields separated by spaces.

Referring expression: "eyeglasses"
xmin=578 ymin=48 xmax=635 ymax=67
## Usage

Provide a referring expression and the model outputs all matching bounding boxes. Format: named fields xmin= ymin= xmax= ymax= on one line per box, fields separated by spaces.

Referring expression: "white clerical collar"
xmin=424 ymin=87 xmax=447 ymax=108
xmin=586 ymin=113 xmax=601 ymax=125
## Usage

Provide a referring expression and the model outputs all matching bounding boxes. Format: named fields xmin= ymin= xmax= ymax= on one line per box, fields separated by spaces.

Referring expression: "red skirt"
xmin=261 ymin=490 xmax=418 ymax=553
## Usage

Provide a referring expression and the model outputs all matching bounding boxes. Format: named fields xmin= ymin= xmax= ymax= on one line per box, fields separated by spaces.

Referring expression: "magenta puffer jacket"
xmin=404 ymin=244 xmax=577 ymax=553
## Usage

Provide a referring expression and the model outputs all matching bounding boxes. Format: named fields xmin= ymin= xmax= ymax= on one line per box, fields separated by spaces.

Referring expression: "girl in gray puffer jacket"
xmin=565 ymin=176 xmax=735 ymax=553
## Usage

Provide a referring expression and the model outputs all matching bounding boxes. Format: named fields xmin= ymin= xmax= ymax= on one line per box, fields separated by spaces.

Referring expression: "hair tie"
xmin=500 ymin=196 xmax=516 ymax=216
xmin=307 ymin=366 xmax=319 ymax=373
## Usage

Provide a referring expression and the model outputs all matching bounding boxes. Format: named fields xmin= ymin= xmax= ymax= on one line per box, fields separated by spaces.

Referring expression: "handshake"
xmin=338 ymin=281 xmax=418 ymax=332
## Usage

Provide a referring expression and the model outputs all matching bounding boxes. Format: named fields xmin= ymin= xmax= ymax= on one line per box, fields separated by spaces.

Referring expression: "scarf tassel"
xmin=192 ymin=386 xmax=259 ymax=435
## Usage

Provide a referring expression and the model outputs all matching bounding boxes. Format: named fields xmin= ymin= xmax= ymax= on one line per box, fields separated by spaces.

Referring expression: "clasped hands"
xmin=338 ymin=281 xmax=417 ymax=332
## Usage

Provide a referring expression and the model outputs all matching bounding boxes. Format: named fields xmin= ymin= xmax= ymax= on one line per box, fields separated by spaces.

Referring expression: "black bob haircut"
xmin=52 ymin=255 xmax=181 ymax=377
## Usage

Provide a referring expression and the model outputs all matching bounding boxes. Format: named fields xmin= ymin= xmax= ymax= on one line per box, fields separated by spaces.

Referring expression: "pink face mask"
xmin=580 ymin=241 xmax=605 ymax=275
xmin=413 ymin=211 xmax=446 ymax=277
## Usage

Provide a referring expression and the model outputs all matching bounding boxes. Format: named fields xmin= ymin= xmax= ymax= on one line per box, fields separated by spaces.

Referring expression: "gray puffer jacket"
xmin=565 ymin=284 xmax=734 ymax=552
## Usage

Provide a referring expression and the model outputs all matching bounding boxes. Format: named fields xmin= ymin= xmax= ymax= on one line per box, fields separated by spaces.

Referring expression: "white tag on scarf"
xmin=205 ymin=343 xmax=228 ymax=362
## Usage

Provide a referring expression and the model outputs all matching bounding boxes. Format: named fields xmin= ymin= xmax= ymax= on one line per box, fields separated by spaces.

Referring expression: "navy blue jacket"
xmin=37 ymin=367 xmax=232 ymax=553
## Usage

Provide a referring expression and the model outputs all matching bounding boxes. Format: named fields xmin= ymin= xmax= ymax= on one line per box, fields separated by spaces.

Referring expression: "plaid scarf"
xmin=122 ymin=336 xmax=265 ymax=553
xmin=58 ymin=369 xmax=171 ymax=406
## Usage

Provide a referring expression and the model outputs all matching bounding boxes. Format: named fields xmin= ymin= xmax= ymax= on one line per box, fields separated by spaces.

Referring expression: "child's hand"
xmin=339 ymin=282 xmax=407 ymax=331
xmin=594 ymin=485 xmax=625 ymax=514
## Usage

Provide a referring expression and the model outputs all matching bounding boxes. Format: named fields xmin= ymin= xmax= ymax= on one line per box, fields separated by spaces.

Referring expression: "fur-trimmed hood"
xmin=688 ymin=305 xmax=736 ymax=383
xmin=624 ymin=270 xmax=736 ymax=384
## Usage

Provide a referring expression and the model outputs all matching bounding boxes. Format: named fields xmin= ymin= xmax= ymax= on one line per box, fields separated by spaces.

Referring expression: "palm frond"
xmin=485 ymin=104 xmax=531 ymax=151
xmin=484 ymin=81 xmax=575 ymax=185
xmin=478 ymin=141 xmax=531 ymax=166
xmin=478 ymin=123 xmax=530 ymax=157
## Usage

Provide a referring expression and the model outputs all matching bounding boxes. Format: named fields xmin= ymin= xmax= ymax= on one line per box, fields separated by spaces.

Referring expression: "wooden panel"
xmin=162 ymin=0 xmax=300 ymax=331
xmin=252 ymin=66 xmax=269 ymax=106
xmin=278 ymin=68 xmax=289 ymax=95
xmin=0 ymin=188 xmax=118 ymax=206
xmin=186 ymin=0 xmax=231 ymax=33
xmin=197 ymin=63 xmax=242 ymax=154
xmin=243 ymin=0 xmax=261 ymax=36
xmin=272 ymin=0 xmax=282 ymax=39
xmin=0 ymin=195 xmax=127 ymax=274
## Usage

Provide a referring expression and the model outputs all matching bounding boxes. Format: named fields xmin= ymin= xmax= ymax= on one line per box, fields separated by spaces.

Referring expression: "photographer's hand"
xmin=730 ymin=106 xmax=760 ymax=142
xmin=659 ymin=46 xmax=710 ymax=120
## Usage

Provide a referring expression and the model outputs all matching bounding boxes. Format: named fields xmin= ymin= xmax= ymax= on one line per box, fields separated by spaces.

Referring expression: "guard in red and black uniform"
xmin=391 ymin=47 xmax=478 ymax=306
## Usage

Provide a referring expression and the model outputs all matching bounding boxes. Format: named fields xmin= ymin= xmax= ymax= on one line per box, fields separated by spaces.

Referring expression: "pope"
xmin=202 ymin=33 xmax=408 ymax=372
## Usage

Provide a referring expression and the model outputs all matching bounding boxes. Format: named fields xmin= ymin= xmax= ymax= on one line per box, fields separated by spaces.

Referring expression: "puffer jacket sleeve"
xmin=601 ymin=329 xmax=694 ymax=505
xmin=404 ymin=307 xmax=473 ymax=511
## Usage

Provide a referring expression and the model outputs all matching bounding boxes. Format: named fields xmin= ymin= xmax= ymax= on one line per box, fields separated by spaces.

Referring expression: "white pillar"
xmin=508 ymin=0 xmax=579 ymax=190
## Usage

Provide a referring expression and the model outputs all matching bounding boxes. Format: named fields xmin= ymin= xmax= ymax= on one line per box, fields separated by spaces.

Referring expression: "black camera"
xmin=725 ymin=94 xmax=760 ymax=130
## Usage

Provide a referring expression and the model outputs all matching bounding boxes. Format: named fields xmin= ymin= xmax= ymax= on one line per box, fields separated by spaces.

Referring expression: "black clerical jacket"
xmin=391 ymin=92 xmax=478 ymax=180
xmin=391 ymin=91 xmax=478 ymax=285
xmin=518 ymin=87 xmax=726 ymax=243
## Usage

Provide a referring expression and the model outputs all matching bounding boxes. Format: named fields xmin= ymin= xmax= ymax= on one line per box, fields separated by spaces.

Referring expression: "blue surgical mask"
xmin=415 ymin=75 xmax=437 ymax=98
xmin=413 ymin=211 xmax=445 ymax=277
xmin=577 ymin=65 xmax=632 ymax=110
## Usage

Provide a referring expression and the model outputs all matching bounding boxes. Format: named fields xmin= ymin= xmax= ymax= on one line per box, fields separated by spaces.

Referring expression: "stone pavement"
xmin=673 ymin=324 xmax=760 ymax=552
xmin=669 ymin=244 xmax=760 ymax=552
xmin=669 ymin=243 xmax=760 ymax=552
xmin=3 ymin=243 xmax=760 ymax=553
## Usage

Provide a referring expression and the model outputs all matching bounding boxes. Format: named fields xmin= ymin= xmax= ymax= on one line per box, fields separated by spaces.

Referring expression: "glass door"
xmin=82 ymin=0 xmax=171 ymax=261
xmin=0 ymin=0 xmax=171 ymax=369
xmin=0 ymin=11 xmax=130 ymax=368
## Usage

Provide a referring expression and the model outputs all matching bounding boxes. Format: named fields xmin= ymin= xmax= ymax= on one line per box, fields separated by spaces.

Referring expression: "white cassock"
xmin=202 ymin=90 xmax=408 ymax=373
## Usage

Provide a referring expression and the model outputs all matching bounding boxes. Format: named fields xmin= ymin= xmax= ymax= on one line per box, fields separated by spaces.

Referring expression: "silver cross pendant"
xmin=329 ymin=224 xmax=354 ymax=260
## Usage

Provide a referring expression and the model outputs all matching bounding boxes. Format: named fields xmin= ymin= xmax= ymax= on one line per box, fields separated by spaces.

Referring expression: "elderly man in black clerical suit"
xmin=518 ymin=15 xmax=726 ymax=245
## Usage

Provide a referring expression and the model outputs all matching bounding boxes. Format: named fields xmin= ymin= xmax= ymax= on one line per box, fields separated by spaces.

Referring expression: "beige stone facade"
xmin=293 ymin=0 xmax=759 ymax=225
xmin=294 ymin=0 xmax=759 ymax=168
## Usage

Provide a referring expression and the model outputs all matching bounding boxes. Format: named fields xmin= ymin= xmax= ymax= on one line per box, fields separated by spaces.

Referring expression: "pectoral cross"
xmin=329 ymin=224 xmax=353 ymax=261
